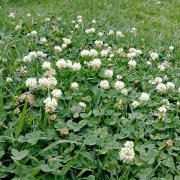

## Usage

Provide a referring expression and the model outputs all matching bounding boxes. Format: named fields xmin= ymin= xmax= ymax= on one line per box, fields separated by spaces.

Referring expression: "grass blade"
xmin=14 ymin=100 xmax=28 ymax=138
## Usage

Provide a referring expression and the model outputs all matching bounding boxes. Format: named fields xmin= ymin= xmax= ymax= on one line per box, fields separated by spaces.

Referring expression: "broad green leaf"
xmin=163 ymin=157 xmax=175 ymax=169
xmin=84 ymin=135 xmax=98 ymax=146
xmin=11 ymin=148 xmax=29 ymax=161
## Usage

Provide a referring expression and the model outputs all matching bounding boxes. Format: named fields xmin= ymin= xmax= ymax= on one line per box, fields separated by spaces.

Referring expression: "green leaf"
xmin=67 ymin=120 xmax=87 ymax=132
xmin=163 ymin=157 xmax=175 ymax=169
xmin=93 ymin=108 xmax=100 ymax=116
xmin=11 ymin=149 xmax=29 ymax=161
xmin=175 ymin=176 xmax=180 ymax=180
xmin=25 ymin=130 xmax=43 ymax=145
xmin=87 ymin=175 xmax=95 ymax=180
xmin=0 ymin=150 xmax=4 ymax=159
xmin=84 ymin=135 xmax=98 ymax=146
xmin=14 ymin=100 xmax=28 ymax=138
xmin=146 ymin=149 xmax=158 ymax=164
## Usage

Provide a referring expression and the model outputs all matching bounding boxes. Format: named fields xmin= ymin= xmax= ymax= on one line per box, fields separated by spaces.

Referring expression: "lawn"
xmin=0 ymin=0 xmax=180 ymax=179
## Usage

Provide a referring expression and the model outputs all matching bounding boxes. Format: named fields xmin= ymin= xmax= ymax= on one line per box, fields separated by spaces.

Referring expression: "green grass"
xmin=0 ymin=0 xmax=179 ymax=179
xmin=1 ymin=0 xmax=180 ymax=50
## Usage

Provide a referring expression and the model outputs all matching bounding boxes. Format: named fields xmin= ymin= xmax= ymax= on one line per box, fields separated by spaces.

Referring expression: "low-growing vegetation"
xmin=0 ymin=0 xmax=179 ymax=179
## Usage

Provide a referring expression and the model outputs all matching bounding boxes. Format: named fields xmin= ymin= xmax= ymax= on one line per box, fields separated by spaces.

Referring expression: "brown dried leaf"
xmin=27 ymin=93 xmax=35 ymax=106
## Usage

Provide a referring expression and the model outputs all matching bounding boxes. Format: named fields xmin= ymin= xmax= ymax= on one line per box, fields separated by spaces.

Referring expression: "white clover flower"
xmin=119 ymin=141 xmax=135 ymax=163
xmin=38 ymin=78 xmax=49 ymax=89
xmin=56 ymin=59 xmax=67 ymax=68
xmin=108 ymin=29 xmax=114 ymax=35
xmin=101 ymin=50 xmax=109 ymax=57
xmin=117 ymin=48 xmax=124 ymax=54
xmin=162 ymin=99 xmax=170 ymax=109
xmin=45 ymin=17 xmax=50 ymax=22
xmin=62 ymin=43 xmax=67 ymax=49
xmin=166 ymin=82 xmax=175 ymax=90
xmin=40 ymin=37 xmax=47 ymax=44
xmin=98 ymin=32 xmax=104 ymax=36
xmin=100 ymin=80 xmax=110 ymax=89
xmin=169 ymin=46 xmax=174 ymax=51
xmin=104 ymin=43 xmax=108 ymax=47
xmin=149 ymin=51 xmax=159 ymax=60
xmin=146 ymin=61 xmax=152 ymax=65
xmin=85 ymin=28 xmax=95 ymax=34
xmin=139 ymin=92 xmax=150 ymax=102
xmin=104 ymin=69 xmax=113 ymax=78
xmin=130 ymin=27 xmax=137 ymax=34
xmin=127 ymin=52 xmax=136 ymax=59
xmin=166 ymin=53 xmax=171 ymax=58
xmin=128 ymin=60 xmax=137 ymax=68
xmin=37 ymin=51 xmax=47 ymax=58
xmin=51 ymin=89 xmax=62 ymax=98
xmin=158 ymin=64 xmax=166 ymax=71
xmin=77 ymin=19 xmax=83 ymax=24
xmin=116 ymin=75 xmax=123 ymax=80
xmin=121 ymin=88 xmax=128 ymax=95
xmin=80 ymin=50 xmax=90 ymax=57
xmin=42 ymin=61 xmax=51 ymax=70
xmin=9 ymin=12 xmax=15 ymax=18
xmin=38 ymin=77 xmax=57 ymax=89
xmin=95 ymin=40 xmax=103 ymax=47
xmin=29 ymin=51 xmax=38 ymax=59
xmin=66 ymin=60 xmax=73 ymax=68
xmin=15 ymin=25 xmax=21 ymax=31
xmin=63 ymin=38 xmax=71 ymax=45
xmin=77 ymin=15 xmax=82 ymax=19
xmin=44 ymin=69 xmax=56 ymax=77
xmin=79 ymin=102 xmax=86 ymax=107
xmin=119 ymin=147 xmax=135 ymax=163
xmin=71 ymin=82 xmax=79 ymax=90
xmin=154 ymin=77 xmax=163 ymax=84
xmin=43 ymin=97 xmax=57 ymax=113
xmin=31 ymin=30 xmax=37 ymax=36
xmin=156 ymin=83 xmax=167 ymax=93
xmin=90 ymin=28 xmax=95 ymax=33
xmin=92 ymin=19 xmax=96 ymax=24
xmin=90 ymin=59 xmax=101 ymax=70
xmin=7 ymin=77 xmax=12 ymax=82
xmin=44 ymin=18 xmax=51 ymax=22
xmin=85 ymin=29 xmax=91 ymax=34
xmin=157 ymin=105 xmax=167 ymax=120
xmin=89 ymin=49 xmax=98 ymax=57
xmin=116 ymin=31 xmax=124 ymax=37
xmin=23 ymin=55 xmax=32 ymax=62
xmin=135 ymin=50 xmax=142 ymax=55
xmin=47 ymin=77 xmax=57 ymax=89
xmin=54 ymin=46 xmax=62 ymax=53
xmin=71 ymin=62 xmax=81 ymax=71
xmin=26 ymin=13 xmax=31 ymax=17
xmin=158 ymin=106 xmax=167 ymax=113
xmin=124 ymin=141 xmax=134 ymax=149
xmin=19 ymin=66 xmax=27 ymax=75
xmin=132 ymin=101 xmax=139 ymax=108
xmin=109 ymin=54 xmax=114 ymax=59
xmin=26 ymin=33 xmax=31 ymax=37
xmin=75 ymin=24 xmax=79 ymax=29
xmin=114 ymin=81 xmax=125 ymax=90
xmin=25 ymin=78 xmax=37 ymax=90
